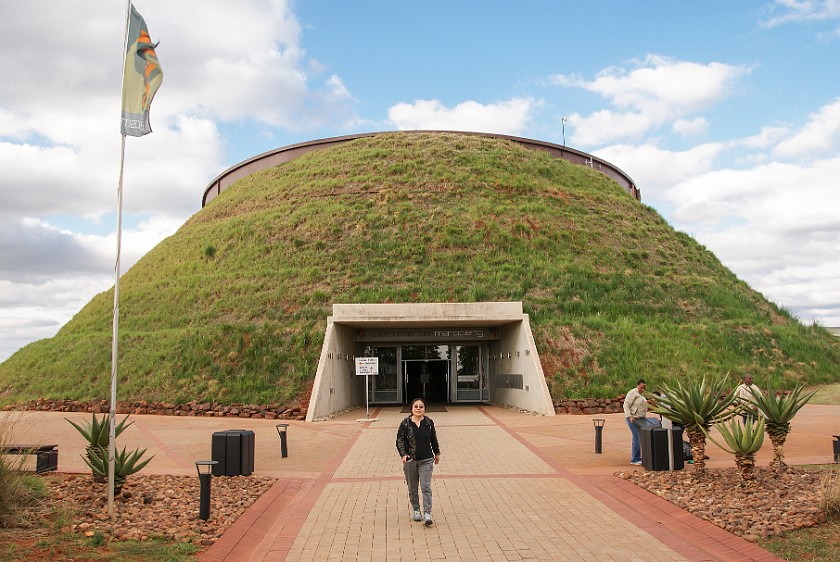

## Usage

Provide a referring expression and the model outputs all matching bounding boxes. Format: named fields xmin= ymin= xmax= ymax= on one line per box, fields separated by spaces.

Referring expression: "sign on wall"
xmin=355 ymin=327 xmax=500 ymax=342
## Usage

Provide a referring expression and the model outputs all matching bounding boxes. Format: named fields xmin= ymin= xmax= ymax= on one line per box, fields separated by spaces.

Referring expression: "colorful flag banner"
xmin=120 ymin=6 xmax=163 ymax=137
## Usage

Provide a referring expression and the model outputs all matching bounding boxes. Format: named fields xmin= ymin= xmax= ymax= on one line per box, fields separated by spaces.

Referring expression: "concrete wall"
xmin=489 ymin=319 xmax=555 ymax=416
xmin=305 ymin=321 xmax=361 ymax=421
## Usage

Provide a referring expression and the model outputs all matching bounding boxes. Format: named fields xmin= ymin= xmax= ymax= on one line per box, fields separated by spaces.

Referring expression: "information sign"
xmin=355 ymin=357 xmax=379 ymax=376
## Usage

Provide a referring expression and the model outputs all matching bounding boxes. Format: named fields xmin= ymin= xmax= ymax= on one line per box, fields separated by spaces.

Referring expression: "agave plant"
xmin=704 ymin=417 xmax=765 ymax=482
xmin=649 ymin=375 xmax=737 ymax=473
xmin=747 ymin=384 xmax=815 ymax=471
xmin=82 ymin=444 xmax=154 ymax=492
xmin=66 ymin=414 xmax=133 ymax=482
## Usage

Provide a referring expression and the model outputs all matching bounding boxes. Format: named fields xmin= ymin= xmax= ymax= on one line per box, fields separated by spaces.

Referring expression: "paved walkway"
xmin=4 ymin=403 xmax=838 ymax=561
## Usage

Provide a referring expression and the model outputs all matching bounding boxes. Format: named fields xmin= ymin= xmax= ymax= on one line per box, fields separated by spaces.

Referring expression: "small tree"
xmin=704 ymin=416 xmax=765 ymax=482
xmin=747 ymin=385 xmax=815 ymax=471
xmin=649 ymin=375 xmax=737 ymax=473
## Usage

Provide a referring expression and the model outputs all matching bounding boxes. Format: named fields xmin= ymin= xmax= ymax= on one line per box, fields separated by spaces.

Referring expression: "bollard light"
xmin=593 ymin=418 xmax=605 ymax=454
xmin=195 ymin=460 xmax=218 ymax=521
xmin=276 ymin=424 xmax=290 ymax=458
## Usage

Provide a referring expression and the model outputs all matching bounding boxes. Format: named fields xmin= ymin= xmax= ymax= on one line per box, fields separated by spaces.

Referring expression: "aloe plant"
xmin=65 ymin=414 xmax=133 ymax=482
xmin=649 ymin=375 xmax=737 ymax=473
xmin=747 ymin=385 xmax=815 ymax=471
xmin=705 ymin=417 xmax=765 ymax=481
xmin=82 ymin=444 xmax=154 ymax=492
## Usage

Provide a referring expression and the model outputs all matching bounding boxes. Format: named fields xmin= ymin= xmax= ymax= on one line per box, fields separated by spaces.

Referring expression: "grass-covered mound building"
xmin=1 ymin=132 xmax=837 ymax=418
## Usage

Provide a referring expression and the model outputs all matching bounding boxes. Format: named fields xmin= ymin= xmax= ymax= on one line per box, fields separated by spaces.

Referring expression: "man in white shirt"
xmin=623 ymin=378 xmax=649 ymax=465
xmin=733 ymin=373 xmax=760 ymax=424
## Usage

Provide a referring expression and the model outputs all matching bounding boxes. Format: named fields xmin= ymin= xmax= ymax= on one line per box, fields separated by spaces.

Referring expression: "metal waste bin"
xmin=641 ymin=425 xmax=684 ymax=471
xmin=211 ymin=429 xmax=255 ymax=476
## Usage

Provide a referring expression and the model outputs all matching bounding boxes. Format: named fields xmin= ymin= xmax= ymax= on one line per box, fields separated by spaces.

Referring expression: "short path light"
xmin=195 ymin=460 xmax=218 ymax=521
xmin=593 ymin=419 xmax=605 ymax=454
xmin=276 ymin=424 xmax=290 ymax=458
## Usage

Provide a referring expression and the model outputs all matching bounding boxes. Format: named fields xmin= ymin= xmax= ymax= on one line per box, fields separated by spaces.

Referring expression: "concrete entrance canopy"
xmin=305 ymin=302 xmax=556 ymax=421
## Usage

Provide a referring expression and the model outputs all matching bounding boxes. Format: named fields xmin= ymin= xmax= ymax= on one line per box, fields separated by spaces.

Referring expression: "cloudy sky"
xmin=2 ymin=0 xmax=839 ymax=361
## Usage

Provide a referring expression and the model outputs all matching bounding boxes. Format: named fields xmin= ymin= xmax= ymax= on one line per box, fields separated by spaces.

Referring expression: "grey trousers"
xmin=403 ymin=457 xmax=434 ymax=514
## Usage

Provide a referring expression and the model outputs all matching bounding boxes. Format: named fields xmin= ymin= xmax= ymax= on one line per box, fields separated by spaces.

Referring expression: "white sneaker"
xmin=630 ymin=460 xmax=642 ymax=466
xmin=412 ymin=509 xmax=422 ymax=521
xmin=424 ymin=513 xmax=433 ymax=526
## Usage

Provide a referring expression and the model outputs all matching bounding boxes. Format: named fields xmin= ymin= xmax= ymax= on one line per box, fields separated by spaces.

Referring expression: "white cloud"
xmin=740 ymin=125 xmax=790 ymax=149
xmin=761 ymin=0 xmax=840 ymax=28
xmin=661 ymin=149 xmax=840 ymax=323
xmin=552 ymin=55 xmax=749 ymax=145
xmin=773 ymin=97 xmax=840 ymax=158
xmin=387 ymin=98 xmax=541 ymax=135
xmin=0 ymin=0 xmax=361 ymax=361
xmin=594 ymin=142 xmax=726 ymax=198
xmin=0 ymin=278 xmax=113 ymax=361
xmin=596 ymin=100 xmax=840 ymax=326
xmin=672 ymin=117 xmax=708 ymax=136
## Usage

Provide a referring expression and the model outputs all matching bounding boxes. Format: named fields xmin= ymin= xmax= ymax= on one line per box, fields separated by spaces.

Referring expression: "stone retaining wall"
xmin=3 ymin=398 xmax=307 ymax=420
xmin=553 ymin=396 xmax=627 ymax=415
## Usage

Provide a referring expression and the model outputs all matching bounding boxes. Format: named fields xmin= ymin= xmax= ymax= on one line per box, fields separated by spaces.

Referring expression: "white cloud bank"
xmin=596 ymin=98 xmax=840 ymax=326
xmin=0 ymin=0 xmax=359 ymax=361
xmin=387 ymin=98 xmax=541 ymax=136
xmin=550 ymin=55 xmax=750 ymax=146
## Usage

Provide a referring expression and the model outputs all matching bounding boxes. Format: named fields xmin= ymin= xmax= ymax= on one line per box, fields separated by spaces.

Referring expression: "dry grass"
xmin=0 ymin=414 xmax=50 ymax=529
xmin=821 ymin=464 xmax=840 ymax=518
xmin=809 ymin=382 xmax=840 ymax=405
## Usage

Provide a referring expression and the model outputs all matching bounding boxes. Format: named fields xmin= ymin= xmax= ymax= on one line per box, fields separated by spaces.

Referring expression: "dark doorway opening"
xmin=404 ymin=359 xmax=448 ymax=405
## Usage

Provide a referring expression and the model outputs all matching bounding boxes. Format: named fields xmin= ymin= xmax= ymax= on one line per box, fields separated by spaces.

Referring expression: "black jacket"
xmin=395 ymin=415 xmax=440 ymax=459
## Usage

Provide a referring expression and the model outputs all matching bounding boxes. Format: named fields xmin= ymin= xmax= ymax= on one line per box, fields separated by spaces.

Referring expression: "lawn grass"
xmin=1 ymin=132 xmax=838 ymax=406
xmin=759 ymin=520 xmax=840 ymax=562
xmin=1 ymin=533 xmax=199 ymax=561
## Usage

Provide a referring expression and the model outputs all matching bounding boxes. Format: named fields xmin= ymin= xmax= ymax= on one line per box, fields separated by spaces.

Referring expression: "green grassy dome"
xmin=1 ymin=132 xmax=838 ymax=406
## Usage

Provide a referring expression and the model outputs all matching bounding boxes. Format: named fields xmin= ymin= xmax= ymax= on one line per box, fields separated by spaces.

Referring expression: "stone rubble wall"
xmin=3 ymin=398 xmax=307 ymax=420
xmin=7 ymin=391 xmax=760 ymax=418
xmin=553 ymin=396 xmax=627 ymax=415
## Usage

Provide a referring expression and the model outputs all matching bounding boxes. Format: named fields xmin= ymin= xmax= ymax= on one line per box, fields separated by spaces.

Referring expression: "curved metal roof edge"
xmin=201 ymin=130 xmax=639 ymax=207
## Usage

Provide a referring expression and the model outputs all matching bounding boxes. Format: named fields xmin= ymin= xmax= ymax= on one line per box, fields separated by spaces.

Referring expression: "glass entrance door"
xmin=455 ymin=345 xmax=484 ymax=401
xmin=364 ymin=342 xmax=487 ymax=404
xmin=403 ymin=359 xmax=449 ymax=404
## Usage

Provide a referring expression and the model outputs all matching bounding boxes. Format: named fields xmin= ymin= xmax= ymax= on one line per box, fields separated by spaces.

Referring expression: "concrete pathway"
xmin=4 ymin=403 xmax=838 ymax=561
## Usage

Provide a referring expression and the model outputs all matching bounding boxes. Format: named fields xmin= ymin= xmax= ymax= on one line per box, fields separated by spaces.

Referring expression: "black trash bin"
xmin=211 ymin=429 xmax=255 ymax=476
xmin=641 ymin=425 xmax=684 ymax=471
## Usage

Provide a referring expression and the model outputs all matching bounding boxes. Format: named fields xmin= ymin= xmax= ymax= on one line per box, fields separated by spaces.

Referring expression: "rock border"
xmin=3 ymin=398 xmax=307 ymax=420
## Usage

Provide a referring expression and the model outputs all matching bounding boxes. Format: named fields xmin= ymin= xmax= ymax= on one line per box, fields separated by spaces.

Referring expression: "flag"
xmin=121 ymin=6 xmax=163 ymax=137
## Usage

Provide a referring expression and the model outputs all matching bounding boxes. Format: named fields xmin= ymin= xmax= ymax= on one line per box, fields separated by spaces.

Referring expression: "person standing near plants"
xmin=733 ymin=373 xmax=761 ymax=424
xmin=623 ymin=378 xmax=650 ymax=466
xmin=395 ymin=397 xmax=441 ymax=526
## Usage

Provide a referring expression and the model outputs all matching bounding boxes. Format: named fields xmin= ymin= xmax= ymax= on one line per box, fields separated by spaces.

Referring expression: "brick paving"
xmin=5 ymin=403 xmax=837 ymax=560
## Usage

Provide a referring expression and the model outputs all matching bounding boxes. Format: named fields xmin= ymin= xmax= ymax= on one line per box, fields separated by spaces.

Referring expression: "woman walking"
xmin=395 ymin=397 xmax=441 ymax=525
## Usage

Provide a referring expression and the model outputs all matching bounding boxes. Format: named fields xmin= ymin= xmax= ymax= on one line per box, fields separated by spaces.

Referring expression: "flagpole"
xmin=109 ymin=135 xmax=126 ymax=517
xmin=109 ymin=0 xmax=134 ymax=519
